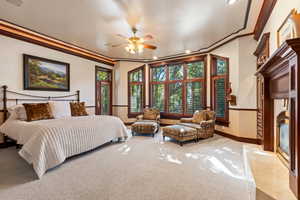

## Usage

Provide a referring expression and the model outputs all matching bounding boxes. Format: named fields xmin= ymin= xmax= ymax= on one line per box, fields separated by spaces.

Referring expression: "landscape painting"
xmin=23 ymin=54 xmax=70 ymax=91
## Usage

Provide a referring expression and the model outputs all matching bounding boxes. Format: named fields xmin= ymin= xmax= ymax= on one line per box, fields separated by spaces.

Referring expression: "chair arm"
xmin=136 ymin=114 xmax=144 ymax=121
xmin=180 ymin=118 xmax=193 ymax=123
xmin=156 ymin=115 xmax=161 ymax=123
xmin=200 ymin=120 xmax=215 ymax=129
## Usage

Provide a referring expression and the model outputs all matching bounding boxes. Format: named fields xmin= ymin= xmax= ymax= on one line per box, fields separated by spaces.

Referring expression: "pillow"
xmin=8 ymin=105 xmax=27 ymax=121
xmin=192 ymin=110 xmax=207 ymax=124
xmin=143 ymin=108 xmax=159 ymax=120
xmin=70 ymin=102 xmax=88 ymax=117
xmin=49 ymin=101 xmax=71 ymax=119
xmin=23 ymin=103 xmax=54 ymax=122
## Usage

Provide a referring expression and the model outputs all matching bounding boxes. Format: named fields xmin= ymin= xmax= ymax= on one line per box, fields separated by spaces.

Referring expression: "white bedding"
xmin=0 ymin=115 xmax=128 ymax=178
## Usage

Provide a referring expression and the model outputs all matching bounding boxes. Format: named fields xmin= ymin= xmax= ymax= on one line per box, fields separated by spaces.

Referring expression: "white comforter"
xmin=0 ymin=115 xmax=128 ymax=178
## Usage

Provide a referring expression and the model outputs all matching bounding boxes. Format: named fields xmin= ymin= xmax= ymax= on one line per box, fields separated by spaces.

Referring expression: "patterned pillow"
xmin=143 ymin=108 xmax=159 ymax=120
xmin=23 ymin=103 xmax=54 ymax=122
xmin=192 ymin=110 xmax=207 ymax=124
xmin=70 ymin=102 xmax=88 ymax=117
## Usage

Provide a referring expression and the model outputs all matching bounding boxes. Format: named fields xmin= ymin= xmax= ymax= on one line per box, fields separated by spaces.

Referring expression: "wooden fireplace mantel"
xmin=255 ymin=38 xmax=300 ymax=198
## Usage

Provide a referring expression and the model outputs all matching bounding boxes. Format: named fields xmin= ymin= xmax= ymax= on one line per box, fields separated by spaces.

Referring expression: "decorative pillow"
xmin=23 ymin=103 xmax=54 ymax=122
xmin=8 ymin=105 xmax=27 ymax=121
xmin=49 ymin=101 xmax=71 ymax=119
xmin=143 ymin=108 xmax=159 ymax=120
xmin=192 ymin=110 xmax=207 ymax=124
xmin=70 ymin=102 xmax=88 ymax=116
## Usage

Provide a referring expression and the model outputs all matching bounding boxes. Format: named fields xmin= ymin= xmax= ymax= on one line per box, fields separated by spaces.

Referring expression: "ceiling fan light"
xmin=225 ymin=0 xmax=238 ymax=5
xmin=185 ymin=50 xmax=191 ymax=54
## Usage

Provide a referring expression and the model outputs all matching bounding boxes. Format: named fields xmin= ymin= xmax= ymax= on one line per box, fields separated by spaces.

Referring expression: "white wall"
xmin=0 ymin=35 xmax=112 ymax=109
xmin=211 ymin=35 xmax=258 ymax=139
xmin=260 ymin=0 xmax=300 ymax=55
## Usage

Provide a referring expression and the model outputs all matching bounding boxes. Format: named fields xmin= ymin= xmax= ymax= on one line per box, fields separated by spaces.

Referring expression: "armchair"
xmin=136 ymin=108 xmax=160 ymax=123
xmin=179 ymin=110 xmax=216 ymax=139
xmin=131 ymin=108 xmax=160 ymax=137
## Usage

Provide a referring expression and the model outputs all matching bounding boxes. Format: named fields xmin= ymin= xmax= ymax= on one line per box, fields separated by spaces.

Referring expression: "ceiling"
xmin=0 ymin=0 xmax=263 ymax=60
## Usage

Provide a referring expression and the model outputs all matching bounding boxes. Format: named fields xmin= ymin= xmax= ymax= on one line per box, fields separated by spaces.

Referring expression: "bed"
xmin=0 ymin=86 xmax=128 ymax=178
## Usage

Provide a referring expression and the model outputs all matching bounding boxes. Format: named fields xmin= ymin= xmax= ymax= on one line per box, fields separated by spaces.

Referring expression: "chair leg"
xmin=163 ymin=136 xmax=165 ymax=141
xmin=180 ymin=141 xmax=183 ymax=146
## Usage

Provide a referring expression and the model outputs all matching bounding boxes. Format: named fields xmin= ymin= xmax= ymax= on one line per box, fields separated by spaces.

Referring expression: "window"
xmin=150 ymin=56 xmax=207 ymax=118
xmin=95 ymin=67 xmax=112 ymax=115
xmin=210 ymin=54 xmax=229 ymax=125
xmin=128 ymin=65 xmax=145 ymax=117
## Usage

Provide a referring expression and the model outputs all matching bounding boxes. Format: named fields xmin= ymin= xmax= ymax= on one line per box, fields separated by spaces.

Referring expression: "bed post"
xmin=2 ymin=85 xmax=8 ymax=122
xmin=2 ymin=85 xmax=8 ymax=146
xmin=76 ymin=90 xmax=80 ymax=102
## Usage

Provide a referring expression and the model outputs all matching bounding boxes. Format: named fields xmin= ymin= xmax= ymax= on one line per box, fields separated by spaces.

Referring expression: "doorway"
xmin=95 ymin=66 xmax=112 ymax=115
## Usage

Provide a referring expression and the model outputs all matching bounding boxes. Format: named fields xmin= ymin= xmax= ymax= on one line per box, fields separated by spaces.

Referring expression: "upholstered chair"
xmin=131 ymin=108 xmax=160 ymax=137
xmin=136 ymin=108 xmax=160 ymax=123
xmin=179 ymin=110 xmax=216 ymax=139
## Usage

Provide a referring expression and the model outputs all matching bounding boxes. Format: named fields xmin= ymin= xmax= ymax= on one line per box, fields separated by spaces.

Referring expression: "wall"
xmin=260 ymin=0 xmax=300 ymax=55
xmin=211 ymin=35 xmax=258 ymax=139
xmin=0 ymin=35 xmax=112 ymax=142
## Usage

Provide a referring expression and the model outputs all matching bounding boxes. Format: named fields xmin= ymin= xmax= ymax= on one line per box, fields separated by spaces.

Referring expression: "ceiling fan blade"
xmin=105 ymin=43 xmax=127 ymax=47
xmin=116 ymin=34 xmax=128 ymax=40
xmin=144 ymin=44 xmax=157 ymax=50
xmin=143 ymin=34 xmax=154 ymax=41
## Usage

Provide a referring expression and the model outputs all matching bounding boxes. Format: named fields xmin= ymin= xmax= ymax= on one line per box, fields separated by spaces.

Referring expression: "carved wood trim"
xmin=255 ymin=38 xmax=300 ymax=198
xmin=253 ymin=0 xmax=278 ymax=41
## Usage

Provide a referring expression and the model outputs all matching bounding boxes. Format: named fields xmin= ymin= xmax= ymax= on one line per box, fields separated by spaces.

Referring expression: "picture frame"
xmin=23 ymin=54 xmax=70 ymax=91
xmin=277 ymin=9 xmax=297 ymax=48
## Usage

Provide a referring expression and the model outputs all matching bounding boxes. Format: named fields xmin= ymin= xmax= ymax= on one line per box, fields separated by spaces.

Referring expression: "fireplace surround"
xmin=255 ymin=38 xmax=300 ymax=197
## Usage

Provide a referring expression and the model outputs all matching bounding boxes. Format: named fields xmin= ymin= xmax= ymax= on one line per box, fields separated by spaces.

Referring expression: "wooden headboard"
xmin=1 ymin=85 xmax=80 ymax=122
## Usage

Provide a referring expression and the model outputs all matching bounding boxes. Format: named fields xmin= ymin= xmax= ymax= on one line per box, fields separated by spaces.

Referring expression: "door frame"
xmin=95 ymin=66 xmax=113 ymax=115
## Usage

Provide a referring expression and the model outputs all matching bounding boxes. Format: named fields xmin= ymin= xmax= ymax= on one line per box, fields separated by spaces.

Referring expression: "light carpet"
xmin=0 ymin=132 xmax=254 ymax=200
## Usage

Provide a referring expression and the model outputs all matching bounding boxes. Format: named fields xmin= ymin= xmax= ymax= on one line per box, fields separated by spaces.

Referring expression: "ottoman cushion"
xmin=163 ymin=125 xmax=197 ymax=142
xmin=132 ymin=121 xmax=159 ymax=134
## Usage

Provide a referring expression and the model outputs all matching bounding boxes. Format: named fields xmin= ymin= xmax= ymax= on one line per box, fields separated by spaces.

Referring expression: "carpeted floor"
xmin=0 ymin=131 xmax=254 ymax=200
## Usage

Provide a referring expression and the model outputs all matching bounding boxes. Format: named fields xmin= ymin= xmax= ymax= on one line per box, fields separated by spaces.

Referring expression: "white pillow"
xmin=49 ymin=101 xmax=71 ymax=118
xmin=8 ymin=105 xmax=27 ymax=121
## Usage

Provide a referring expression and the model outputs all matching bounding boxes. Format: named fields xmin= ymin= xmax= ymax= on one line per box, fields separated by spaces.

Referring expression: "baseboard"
xmin=215 ymin=130 xmax=260 ymax=145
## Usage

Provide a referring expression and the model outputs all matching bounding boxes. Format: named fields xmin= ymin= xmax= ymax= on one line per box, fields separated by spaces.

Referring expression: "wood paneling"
xmin=256 ymin=38 xmax=300 ymax=198
xmin=254 ymin=32 xmax=270 ymax=147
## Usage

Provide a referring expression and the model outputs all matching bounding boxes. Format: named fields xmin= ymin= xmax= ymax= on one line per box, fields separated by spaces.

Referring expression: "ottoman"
xmin=131 ymin=121 xmax=159 ymax=137
xmin=163 ymin=125 xmax=197 ymax=146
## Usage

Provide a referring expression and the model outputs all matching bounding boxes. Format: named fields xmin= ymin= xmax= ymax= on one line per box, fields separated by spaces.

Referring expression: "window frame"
xmin=95 ymin=66 xmax=113 ymax=115
xmin=128 ymin=65 xmax=146 ymax=118
xmin=149 ymin=56 xmax=207 ymax=119
xmin=210 ymin=54 xmax=229 ymax=126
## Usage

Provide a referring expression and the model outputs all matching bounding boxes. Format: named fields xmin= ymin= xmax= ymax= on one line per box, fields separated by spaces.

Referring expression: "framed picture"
xmin=277 ymin=9 xmax=297 ymax=48
xmin=23 ymin=54 xmax=70 ymax=91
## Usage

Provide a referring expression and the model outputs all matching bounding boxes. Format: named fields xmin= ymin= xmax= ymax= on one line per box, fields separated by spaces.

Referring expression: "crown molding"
xmin=253 ymin=0 xmax=277 ymax=41
xmin=0 ymin=19 xmax=115 ymax=66
xmin=0 ymin=0 xmax=253 ymax=64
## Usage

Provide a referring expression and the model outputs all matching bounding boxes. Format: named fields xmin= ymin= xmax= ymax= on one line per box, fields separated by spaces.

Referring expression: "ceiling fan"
xmin=106 ymin=27 xmax=157 ymax=54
